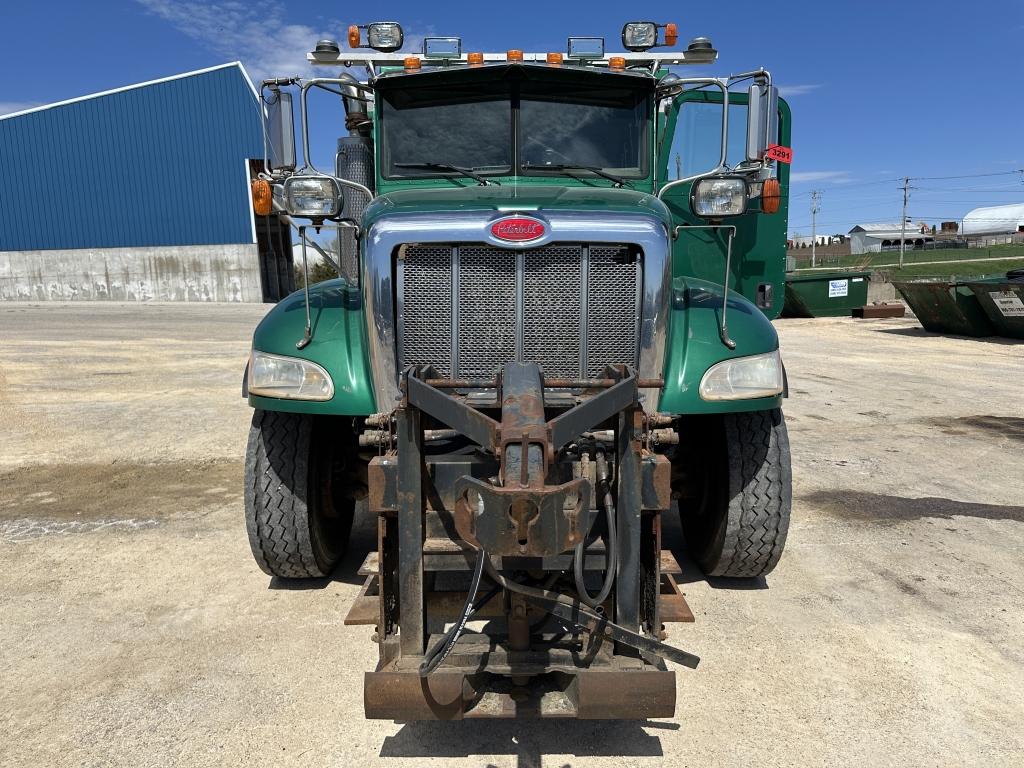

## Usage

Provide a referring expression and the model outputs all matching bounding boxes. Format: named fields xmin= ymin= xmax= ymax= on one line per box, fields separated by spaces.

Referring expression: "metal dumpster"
xmin=965 ymin=271 xmax=1024 ymax=339
xmin=782 ymin=270 xmax=871 ymax=318
xmin=893 ymin=280 xmax=996 ymax=337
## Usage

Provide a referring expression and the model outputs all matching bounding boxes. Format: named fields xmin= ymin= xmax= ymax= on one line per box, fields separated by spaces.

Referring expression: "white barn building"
xmin=848 ymin=222 xmax=934 ymax=255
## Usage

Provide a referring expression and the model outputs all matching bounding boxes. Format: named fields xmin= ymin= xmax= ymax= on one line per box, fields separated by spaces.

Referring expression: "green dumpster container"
xmin=965 ymin=275 xmax=1024 ymax=339
xmin=782 ymin=270 xmax=871 ymax=318
xmin=893 ymin=280 xmax=995 ymax=337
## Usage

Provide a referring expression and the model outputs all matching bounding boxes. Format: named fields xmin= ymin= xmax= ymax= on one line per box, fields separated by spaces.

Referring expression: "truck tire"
xmin=679 ymin=409 xmax=791 ymax=578
xmin=244 ymin=410 xmax=355 ymax=578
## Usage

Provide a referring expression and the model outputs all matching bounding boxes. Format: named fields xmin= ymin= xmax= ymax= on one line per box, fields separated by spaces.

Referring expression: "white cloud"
xmin=0 ymin=101 xmax=39 ymax=116
xmin=789 ymin=170 xmax=853 ymax=184
xmin=777 ymin=84 xmax=821 ymax=97
xmin=135 ymin=1 xmax=338 ymax=81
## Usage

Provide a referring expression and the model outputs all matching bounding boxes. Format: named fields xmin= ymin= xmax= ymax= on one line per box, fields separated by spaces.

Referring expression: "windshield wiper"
xmin=394 ymin=162 xmax=500 ymax=186
xmin=522 ymin=162 xmax=630 ymax=188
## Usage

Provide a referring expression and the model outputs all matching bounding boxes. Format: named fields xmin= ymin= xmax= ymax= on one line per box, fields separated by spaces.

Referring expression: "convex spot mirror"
xmin=266 ymin=87 xmax=296 ymax=172
xmin=746 ymin=84 xmax=779 ymax=163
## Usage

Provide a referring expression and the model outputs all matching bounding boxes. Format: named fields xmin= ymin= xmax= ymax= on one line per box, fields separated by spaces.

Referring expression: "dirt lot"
xmin=1 ymin=302 xmax=1022 ymax=767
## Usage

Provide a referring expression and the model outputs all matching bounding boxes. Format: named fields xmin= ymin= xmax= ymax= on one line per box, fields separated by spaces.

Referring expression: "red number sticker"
xmin=766 ymin=144 xmax=793 ymax=164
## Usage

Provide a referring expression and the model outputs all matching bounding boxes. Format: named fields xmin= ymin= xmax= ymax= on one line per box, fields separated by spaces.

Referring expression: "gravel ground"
xmin=1 ymin=302 xmax=1022 ymax=767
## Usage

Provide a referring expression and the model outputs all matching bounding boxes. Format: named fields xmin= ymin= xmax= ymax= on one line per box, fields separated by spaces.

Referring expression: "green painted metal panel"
xmin=782 ymin=270 xmax=871 ymax=318
xmin=658 ymin=92 xmax=792 ymax=321
xmin=658 ymin=277 xmax=783 ymax=415
xmin=964 ymin=280 xmax=1024 ymax=339
xmin=893 ymin=280 xmax=996 ymax=337
xmin=248 ymin=279 xmax=376 ymax=415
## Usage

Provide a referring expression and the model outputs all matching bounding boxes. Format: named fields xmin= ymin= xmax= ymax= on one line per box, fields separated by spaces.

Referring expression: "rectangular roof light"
xmin=567 ymin=37 xmax=604 ymax=59
xmin=423 ymin=37 xmax=462 ymax=58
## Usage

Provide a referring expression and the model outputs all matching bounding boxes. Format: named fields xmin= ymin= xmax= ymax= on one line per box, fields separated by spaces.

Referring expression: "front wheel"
xmin=244 ymin=410 xmax=355 ymax=578
xmin=677 ymin=409 xmax=792 ymax=578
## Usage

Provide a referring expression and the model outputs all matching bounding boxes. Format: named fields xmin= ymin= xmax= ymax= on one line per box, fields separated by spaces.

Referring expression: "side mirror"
xmin=745 ymin=84 xmax=778 ymax=163
xmin=266 ymin=87 xmax=296 ymax=172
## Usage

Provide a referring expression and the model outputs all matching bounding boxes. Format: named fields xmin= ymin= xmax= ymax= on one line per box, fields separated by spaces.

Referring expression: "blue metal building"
xmin=0 ymin=62 xmax=279 ymax=302
xmin=0 ymin=62 xmax=263 ymax=251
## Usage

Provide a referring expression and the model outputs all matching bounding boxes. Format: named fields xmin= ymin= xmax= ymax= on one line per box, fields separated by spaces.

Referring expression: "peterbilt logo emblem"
xmin=490 ymin=217 xmax=545 ymax=242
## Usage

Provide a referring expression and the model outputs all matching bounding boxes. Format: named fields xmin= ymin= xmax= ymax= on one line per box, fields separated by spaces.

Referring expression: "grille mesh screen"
xmin=400 ymin=243 xmax=639 ymax=379
xmin=458 ymin=246 xmax=517 ymax=378
xmin=523 ymin=246 xmax=583 ymax=377
xmin=400 ymin=245 xmax=453 ymax=376
xmin=587 ymin=246 xmax=639 ymax=377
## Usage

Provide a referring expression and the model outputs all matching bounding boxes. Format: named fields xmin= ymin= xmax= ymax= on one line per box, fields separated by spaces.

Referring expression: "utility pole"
xmin=899 ymin=177 xmax=911 ymax=269
xmin=810 ymin=190 xmax=822 ymax=267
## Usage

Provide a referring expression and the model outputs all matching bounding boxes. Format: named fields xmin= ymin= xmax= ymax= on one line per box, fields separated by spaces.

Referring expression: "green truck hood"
xmin=363 ymin=185 xmax=672 ymax=226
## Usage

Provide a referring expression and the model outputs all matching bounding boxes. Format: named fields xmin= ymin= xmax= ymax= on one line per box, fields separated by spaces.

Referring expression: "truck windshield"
xmin=380 ymin=74 xmax=649 ymax=180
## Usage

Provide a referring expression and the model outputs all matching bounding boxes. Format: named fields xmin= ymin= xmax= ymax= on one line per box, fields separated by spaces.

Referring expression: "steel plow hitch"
xmin=453 ymin=475 xmax=593 ymax=556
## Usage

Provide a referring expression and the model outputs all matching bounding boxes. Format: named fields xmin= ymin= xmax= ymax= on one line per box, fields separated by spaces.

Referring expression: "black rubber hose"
xmin=419 ymin=548 xmax=487 ymax=676
xmin=573 ymin=452 xmax=617 ymax=609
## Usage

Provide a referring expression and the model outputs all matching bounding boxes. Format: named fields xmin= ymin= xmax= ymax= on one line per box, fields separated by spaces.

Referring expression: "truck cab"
xmin=244 ymin=22 xmax=792 ymax=721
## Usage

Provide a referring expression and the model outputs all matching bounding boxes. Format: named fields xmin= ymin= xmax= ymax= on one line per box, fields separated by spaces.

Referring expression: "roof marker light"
xmin=507 ymin=49 xmax=524 ymax=62
xmin=665 ymin=23 xmax=678 ymax=46
xmin=403 ymin=56 xmax=421 ymax=72
xmin=546 ymin=52 xmax=563 ymax=66
xmin=608 ymin=56 xmax=626 ymax=71
xmin=467 ymin=51 xmax=484 ymax=66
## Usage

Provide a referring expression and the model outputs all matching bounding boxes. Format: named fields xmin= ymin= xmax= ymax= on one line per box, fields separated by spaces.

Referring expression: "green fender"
xmin=248 ymin=279 xmax=376 ymax=415
xmin=658 ymin=276 xmax=783 ymax=415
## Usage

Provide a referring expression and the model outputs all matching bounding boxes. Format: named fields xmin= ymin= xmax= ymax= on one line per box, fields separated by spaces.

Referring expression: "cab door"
xmin=658 ymin=88 xmax=792 ymax=319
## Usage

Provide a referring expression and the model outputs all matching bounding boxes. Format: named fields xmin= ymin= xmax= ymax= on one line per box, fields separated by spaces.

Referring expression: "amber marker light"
xmin=665 ymin=23 xmax=678 ymax=46
xmin=761 ymin=178 xmax=782 ymax=214
xmin=546 ymin=52 xmax=563 ymax=66
xmin=507 ymin=49 xmax=524 ymax=62
xmin=347 ymin=25 xmax=360 ymax=48
xmin=251 ymin=179 xmax=272 ymax=216
xmin=467 ymin=51 xmax=484 ymax=66
xmin=608 ymin=56 xmax=626 ymax=71
xmin=404 ymin=56 xmax=421 ymax=72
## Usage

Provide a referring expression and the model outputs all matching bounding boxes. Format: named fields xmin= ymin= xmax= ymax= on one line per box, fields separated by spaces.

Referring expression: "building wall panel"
xmin=0 ymin=64 xmax=263 ymax=251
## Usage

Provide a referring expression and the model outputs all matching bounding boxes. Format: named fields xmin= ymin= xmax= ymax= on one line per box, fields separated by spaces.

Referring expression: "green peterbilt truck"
xmin=244 ymin=21 xmax=792 ymax=720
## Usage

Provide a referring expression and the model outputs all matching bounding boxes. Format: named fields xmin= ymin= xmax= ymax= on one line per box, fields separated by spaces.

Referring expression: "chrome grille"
xmin=399 ymin=243 xmax=640 ymax=379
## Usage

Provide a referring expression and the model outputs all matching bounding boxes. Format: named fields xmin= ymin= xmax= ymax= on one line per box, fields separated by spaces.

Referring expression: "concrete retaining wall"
xmin=0 ymin=244 xmax=261 ymax=302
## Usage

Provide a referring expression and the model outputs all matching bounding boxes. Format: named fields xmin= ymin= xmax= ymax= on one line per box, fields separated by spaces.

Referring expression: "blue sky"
xmin=3 ymin=0 xmax=1023 ymax=237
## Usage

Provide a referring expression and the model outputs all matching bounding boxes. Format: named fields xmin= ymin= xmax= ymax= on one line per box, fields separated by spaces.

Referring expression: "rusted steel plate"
xmin=364 ymin=667 xmax=677 ymax=720
xmin=853 ymin=303 xmax=906 ymax=319
xmin=659 ymin=574 xmax=695 ymax=623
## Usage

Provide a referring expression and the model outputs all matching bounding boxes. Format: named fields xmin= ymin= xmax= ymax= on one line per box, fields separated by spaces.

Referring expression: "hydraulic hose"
xmin=419 ymin=548 xmax=491 ymax=676
xmin=573 ymin=451 xmax=617 ymax=609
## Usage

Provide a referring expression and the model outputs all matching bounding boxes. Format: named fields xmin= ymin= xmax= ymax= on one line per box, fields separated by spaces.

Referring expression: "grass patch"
xmin=793 ymin=243 xmax=1024 ymax=270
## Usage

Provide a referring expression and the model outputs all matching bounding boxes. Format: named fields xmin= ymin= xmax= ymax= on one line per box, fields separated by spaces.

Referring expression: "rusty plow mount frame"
xmin=355 ymin=362 xmax=699 ymax=720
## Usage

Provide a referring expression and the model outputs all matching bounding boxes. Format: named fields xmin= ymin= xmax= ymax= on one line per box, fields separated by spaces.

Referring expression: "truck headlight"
xmin=691 ymin=177 xmax=748 ymax=218
xmin=367 ymin=22 xmax=404 ymax=52
xmin=699 ymin=350 xmax=783 ymax=401
xmin=248 ymin=350 xmax=334 ymax=401
xmin=283 ymin=175 xmax=342 ymax=219
xmin=622 ymin=22 xmax=658 ymax=51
